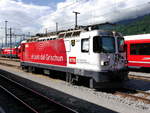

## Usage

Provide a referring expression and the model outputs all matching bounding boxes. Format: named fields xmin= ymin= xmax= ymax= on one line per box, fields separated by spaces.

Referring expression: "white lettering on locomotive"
xmin=31 ymin=54 xmax=64 ymax=62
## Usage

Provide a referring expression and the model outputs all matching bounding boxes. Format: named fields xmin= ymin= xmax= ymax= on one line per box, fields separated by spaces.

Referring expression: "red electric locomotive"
xmin=125 ymin=34 xmax=150 ymax=68
xmin=0 ymin=47 xmax=19 ymax=58
xmin=20 ymin=28 xmax=128 ymax=88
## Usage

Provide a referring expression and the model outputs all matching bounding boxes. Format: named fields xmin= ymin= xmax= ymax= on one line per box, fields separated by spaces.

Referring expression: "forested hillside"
xmin=115 ymin=14 xmax=150 ymax=36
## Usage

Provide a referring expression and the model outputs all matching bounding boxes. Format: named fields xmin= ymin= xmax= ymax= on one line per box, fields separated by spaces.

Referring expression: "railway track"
xmin=114 ymin=88 xmax=150 ymax=104
xmin=0 ymin=62 xmax=20 ymax=68
xmin=0 ymin=73 xmax=78 ymax=113
xmin=0 ymin=57 xmax=20 ymax=68
xmin=0 ymin=85 xmax=36 ymax=113
xmin=1 ymin=58 xmax=150 ymax=105
xmin=0 ymin=57 xmax=20 ymax=62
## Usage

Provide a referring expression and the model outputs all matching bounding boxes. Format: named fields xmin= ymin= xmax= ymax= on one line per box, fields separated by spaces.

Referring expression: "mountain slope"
xmin=115 ymin=14 xmax=150 ymax=36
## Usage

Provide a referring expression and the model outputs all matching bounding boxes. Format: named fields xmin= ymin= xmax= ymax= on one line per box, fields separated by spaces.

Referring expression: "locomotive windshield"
xmin=93 ymin=36 xmax=115 ymax=53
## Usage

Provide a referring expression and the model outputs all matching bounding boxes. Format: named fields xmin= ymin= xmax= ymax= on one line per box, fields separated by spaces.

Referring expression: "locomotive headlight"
xmin=101 ymin=61 xmax=109 ymax=66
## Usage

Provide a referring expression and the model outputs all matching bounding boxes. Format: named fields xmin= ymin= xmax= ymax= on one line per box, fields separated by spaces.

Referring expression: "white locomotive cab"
xmin=64 ymin=30 xmax=128 ymax=88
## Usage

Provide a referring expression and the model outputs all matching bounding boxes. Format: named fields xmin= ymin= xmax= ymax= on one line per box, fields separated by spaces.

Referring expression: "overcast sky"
xmin=0 ymin=0 xmax=150 ymax=44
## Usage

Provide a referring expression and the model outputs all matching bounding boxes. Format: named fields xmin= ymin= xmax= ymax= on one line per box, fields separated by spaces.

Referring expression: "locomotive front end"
xmin=91 ymin=31 xmax=128 ymax=88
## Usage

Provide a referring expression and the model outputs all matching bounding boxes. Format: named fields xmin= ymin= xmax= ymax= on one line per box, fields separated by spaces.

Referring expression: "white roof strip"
xmin=124 ymin=34 xmax=150 ymax=40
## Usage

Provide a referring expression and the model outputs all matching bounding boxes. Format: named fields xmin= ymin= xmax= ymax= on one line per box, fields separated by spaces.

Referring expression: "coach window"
xmin=130 ymin=43 xmax=150 ymax=55
xmin=81 ymin=38 xmax=89 ymax=52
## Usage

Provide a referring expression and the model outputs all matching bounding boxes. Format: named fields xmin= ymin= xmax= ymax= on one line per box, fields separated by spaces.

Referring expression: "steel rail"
xmin=115 ymin=88 xmax=150 ymax=104
xmin=0 ymin=85 xmax=38 ymax=113
xmin=124 ymin=88 xmax=150 ymax=96
xmin=129 ymin=75 xmax=150 ymax=81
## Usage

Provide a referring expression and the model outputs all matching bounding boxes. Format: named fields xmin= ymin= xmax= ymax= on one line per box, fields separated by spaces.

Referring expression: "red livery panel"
xmin=21 ymin=39 xmax=67 ymax=66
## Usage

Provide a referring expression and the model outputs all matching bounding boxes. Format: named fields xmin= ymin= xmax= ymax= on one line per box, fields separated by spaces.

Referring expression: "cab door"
xmin=20 ymin=44 xmax=25 ymax=61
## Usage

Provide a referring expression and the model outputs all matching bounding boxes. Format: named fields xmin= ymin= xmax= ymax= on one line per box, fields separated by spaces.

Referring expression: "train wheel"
xmin=66 ymin=73 xmax=78 ymax=84
xmin=66 ymin=72 xmax=72 ymax=84
xmin=21 ymin=66 xmax=25 ymax=70
xmin=22 ymin=66 xmax=29 ymax=72
xmin=89 ymin=78 xmax=94 ymax=89
xmin=28 ymin=66 xmax=33 ymax=73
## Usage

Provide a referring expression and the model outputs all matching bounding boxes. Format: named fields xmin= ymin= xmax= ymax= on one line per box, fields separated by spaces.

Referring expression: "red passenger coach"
xmin=125 ymin=34 xmax=150 ymax=68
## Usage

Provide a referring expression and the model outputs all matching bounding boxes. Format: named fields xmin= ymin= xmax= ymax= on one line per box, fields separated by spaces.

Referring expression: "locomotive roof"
xmin=25 ymin=29 xmax=122 ymax=43
xmin=21 ymin=40 xmax=27 ymax=43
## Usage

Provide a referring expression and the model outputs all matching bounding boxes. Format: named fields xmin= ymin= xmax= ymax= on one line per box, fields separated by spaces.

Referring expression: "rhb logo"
xmin=69 ymin=57 xmax=76 ymax=64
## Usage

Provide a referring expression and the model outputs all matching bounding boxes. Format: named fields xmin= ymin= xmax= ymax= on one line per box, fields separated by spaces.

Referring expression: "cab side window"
xmin=81 ymin=38 xmax=89 ymax=52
